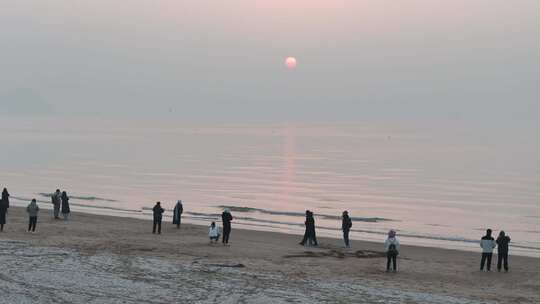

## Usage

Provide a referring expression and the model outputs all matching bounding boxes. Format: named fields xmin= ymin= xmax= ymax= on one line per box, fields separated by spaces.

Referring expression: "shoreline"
xmin=1 ymin=206 xmax=540 ymax=303
xmin=8 ymin=197 xmax=538 ymax=258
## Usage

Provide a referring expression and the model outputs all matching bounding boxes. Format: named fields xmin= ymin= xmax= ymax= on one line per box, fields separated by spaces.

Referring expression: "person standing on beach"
xmin=221 ymin=208 xmax=233 ymax=245
xmin=2 ymin=188 xmax=10 ymax=209
xmin=384 ymin=230 xmax=400 ymax=272
xmin=173 ymin=200 xmax=183 ymax=229
xmin=342 ymin=211 xmax=352 ymax=248
xmin=152 ymin=202 xmax=164 ymax=234
xmin=307 ymin=211 xmax=318 ymax=246
xmin=299 ymin=210 xmax=318 ymax=246
xmin=51 ymin=189 xmax=62 ymax=219
xmin=480 ymin=229 xmax=497 ymax=271
xmin=496 ymin=231 xmax=511 ymax=272
xmin=0 ymin=191 xmax=8 ymax=232
xmin=61 ymin=191 xmax=70 ymax=220
xmin=26 ymin=199 xmax=40 ymax=233
xmin=208 ymin=221 xmax=220 ymax=244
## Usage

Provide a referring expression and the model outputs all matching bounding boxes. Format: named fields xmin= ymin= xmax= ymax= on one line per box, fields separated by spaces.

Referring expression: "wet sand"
xmin=1 ymin=207 xmax=539 ymax=303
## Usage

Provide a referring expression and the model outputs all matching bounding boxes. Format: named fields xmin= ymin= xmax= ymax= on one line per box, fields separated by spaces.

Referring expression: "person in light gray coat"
xmin=51 ymin=189 xmax=61 ymax=219
xmin=26 ymin=199 xmax=40 ymax=232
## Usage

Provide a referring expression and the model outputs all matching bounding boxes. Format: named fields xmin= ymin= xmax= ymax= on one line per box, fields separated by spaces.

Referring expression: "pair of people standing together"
xmin=480 ymin=229 xmax=511 ymax=272
xmin=51 ymin=189 xmax=70 ymax=220
xmin=152 ymin=201 xmax=184 ymax=234
xmin=299 ymin=210 xmax=318 ymax=246
xmin=300 ymin=210 xmax=353 ymax=248
xmin=151 ymin=201 xmax=234 ymax=245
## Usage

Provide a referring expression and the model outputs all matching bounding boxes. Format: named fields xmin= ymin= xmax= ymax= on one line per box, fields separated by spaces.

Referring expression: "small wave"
xmin=217 ymin=205 xmax=392 ymax=222
xmin=39 ymin=193 xmax=117 ymax=202
xmin=11 ymin=196 xmax=140 ymax=213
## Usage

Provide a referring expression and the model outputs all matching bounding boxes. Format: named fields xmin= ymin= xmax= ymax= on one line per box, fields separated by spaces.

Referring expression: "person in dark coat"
xmin=299 ymin=210 xmax=311 ymax=246
xmin=0 ymin=191 xmax=8 ymax=232
xmin=342 ymin=211 xmax=352 ymax=248
xmin=172 ymin=200 xmax=183 ymax=229
xmin=61 ymin=191 xmax=70 ymax=220
xmin=496 ymin=231 xmax=511 ymax=272
xmin=2 ymin=188 xmax=10 ymax=209
xmin=221 ymin=208 xmax=233 ymax=245
xmin=306 ymin=211 xmax=318 ymax=246
xmin=51 ymin=189 xmax=62 ymax=219
xmin=152 ymin=202 xmax=164 ymax=234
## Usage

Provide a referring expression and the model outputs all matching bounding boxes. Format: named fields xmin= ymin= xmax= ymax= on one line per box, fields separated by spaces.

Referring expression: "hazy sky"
xmin=1 ymin=0 xmax=539 ymax=125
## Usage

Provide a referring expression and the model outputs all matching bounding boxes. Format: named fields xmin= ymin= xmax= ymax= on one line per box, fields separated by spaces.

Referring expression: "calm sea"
xmin=1 ymin=117 xmax=539 ymax=256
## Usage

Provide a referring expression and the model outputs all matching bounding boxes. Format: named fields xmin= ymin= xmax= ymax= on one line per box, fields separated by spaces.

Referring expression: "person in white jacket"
xmin=208 ymin=222 xmax=220 ymax=244
xmin=384 ymin=230 xmax=400 ymax=272
xmin=480 ymin=229 xmax=497 ymax=271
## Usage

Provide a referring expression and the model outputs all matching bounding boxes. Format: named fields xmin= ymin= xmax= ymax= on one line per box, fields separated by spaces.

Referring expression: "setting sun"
xmin=285 ymin=57 xmax=297 ymax=69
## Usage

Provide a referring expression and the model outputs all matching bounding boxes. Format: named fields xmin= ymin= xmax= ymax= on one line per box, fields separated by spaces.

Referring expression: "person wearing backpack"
xmin=480 ymin=229 xmax=497 ymax=271
xmin=342 ymin=211 xmax=352 ymax=248
xmin=385 ymin=230 xmax=400 ymax=272
xmin=26 ymin=199 xmax=40 ymax=233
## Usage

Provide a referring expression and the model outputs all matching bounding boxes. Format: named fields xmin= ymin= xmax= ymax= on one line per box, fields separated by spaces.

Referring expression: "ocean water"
xmin=1 ymin=118 xmax=539 ymax=257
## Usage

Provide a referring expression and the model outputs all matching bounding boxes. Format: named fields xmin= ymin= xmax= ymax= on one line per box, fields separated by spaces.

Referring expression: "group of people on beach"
xmin=150 ymin=201 xmax=235 ymax=246
xmin=0 ymin=188 xmax=72 ymax=233
xmin=1 ymin=186 xmax=513 ymax=273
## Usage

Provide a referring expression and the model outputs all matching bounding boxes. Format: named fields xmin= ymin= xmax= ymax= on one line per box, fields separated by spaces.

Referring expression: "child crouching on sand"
xmin=209 ymin=221 xmax=220 ymax=244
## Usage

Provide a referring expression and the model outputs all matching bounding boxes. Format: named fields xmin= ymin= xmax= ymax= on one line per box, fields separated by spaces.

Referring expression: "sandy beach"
xmin=0 ymin=207 xmax=539 ymax=304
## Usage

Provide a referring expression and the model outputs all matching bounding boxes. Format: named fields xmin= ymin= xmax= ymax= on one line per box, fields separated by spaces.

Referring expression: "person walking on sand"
xmin=61 ymin=191 xmax=70 ymax=220
xmin=480 ymin=229 xmax=497 ymax=271
xmin=496 ymin=231 xmax=511 ymax=272
xmin=173 ymin=200 xmax=183 ymax=229
xmin=152 ymin=202 xmax=164 ymax=234
xmin=299 ymin=210 xmax=311 ymax=245
xmin=209 ymin=221 xmax=220 ymax=244
xmin=221 ymin=208 xmax=233 ymax=245
xmin=51 ymin=189 xmax=62 ymax=219
xmin=342 ymin=211 xmax=352 ymax=248
xmin=26 ymin=199 xmax=40 ymax=233
xmin=0 ymin=191 xmax=8 ymax=232
xmin=385 ymin=230 xmax=400 ymax=272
